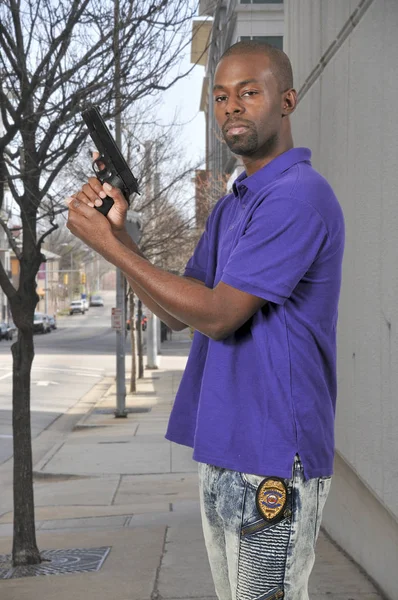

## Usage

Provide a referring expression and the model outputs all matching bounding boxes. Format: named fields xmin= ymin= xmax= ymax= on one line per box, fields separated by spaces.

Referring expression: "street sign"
xmin=111 ymin=307 xmax=123 ymax=331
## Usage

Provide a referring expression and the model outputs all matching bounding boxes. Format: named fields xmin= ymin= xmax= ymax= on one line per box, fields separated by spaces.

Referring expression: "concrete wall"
xmin=284 ymin=1 xmax=398 ymax=597
xmin=234 ymin=2 xmax=284 ymax=39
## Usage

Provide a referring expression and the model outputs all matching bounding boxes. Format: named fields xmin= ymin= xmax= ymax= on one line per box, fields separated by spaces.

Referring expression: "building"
xmin=36 ymin=249 xmax=61 ymax=315
xmin=193 ymin=169 xmax=211 ymax=230
xmin=192 ymin=1 xmax=398 ymax=597
xmin=285 ymin=2 xmax=398 ymax=598
xmin=10 ymin=249 xmax=61 ymax=316
xmin=0 ymin=227 xmax=11 ymax=322
xmin=192 ymin=0 xmax=284 ymax=209
xmin=0 ymin=182 xmax=14 ymax=321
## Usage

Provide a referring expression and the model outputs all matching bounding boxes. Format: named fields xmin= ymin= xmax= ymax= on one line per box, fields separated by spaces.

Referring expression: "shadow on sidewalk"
xmin=158 ymin=328 xmax=193 ymax=358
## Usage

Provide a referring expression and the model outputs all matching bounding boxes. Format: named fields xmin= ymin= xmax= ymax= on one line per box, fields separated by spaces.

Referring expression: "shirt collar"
xmin=232 ymin=147 xmax=312 ymax=198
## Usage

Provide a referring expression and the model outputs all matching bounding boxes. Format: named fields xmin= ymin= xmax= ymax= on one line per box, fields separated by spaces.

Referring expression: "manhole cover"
xmin=0 ymin=546 xmax=111 ymax=579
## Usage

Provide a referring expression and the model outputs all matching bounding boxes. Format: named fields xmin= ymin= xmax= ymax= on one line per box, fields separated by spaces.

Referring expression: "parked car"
xmin=0 ymin=322 xmax=7 ymax=340
xmin=0 ymin=321 xmax=15 ymax=341
xmin=7 ymin=321 xmax=16 ymax=340
xmin=47 ymin=314 xmax=57 ymax=330
xmin=69 ymin=300 xmax=85 ymax=315
xmin=33 ymin=313 xmax=51 ymax=334
xmin=89 ymin=295 xmax=104 ymax=307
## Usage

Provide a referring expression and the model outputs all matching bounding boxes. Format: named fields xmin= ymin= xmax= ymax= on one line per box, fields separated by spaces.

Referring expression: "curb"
xmin=70 ymin=378 xmax=116 ymax=430
xmin=32 ymin=377 xmax=115 ymax=474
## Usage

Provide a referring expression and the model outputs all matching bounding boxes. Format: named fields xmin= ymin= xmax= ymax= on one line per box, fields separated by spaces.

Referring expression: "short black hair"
xmin=219 ymin=40 xmax=293 ymax=92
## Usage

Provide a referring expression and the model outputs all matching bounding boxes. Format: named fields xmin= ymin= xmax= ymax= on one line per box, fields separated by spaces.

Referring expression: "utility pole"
xmin=146 ymin=310 xmax=159 ymax=369
xmin=96 ymin=256 xmax=100 ymax=291
xmin=44 ymin=261 xmax=48 ymax=314
xmin=114 ymin=0 xmax=127 ymax=417
xmin=137 ymin=299 xmax=144 ymax=378
xmin=144 ymin=142 xmax=159 ymax=369
xmin=154 ymin=171 xmax=161 ymax=355
xmin=70 ymin=253 xmax=74 ymax=302
xmin=125 ymin=212 xmax=142 ymax=391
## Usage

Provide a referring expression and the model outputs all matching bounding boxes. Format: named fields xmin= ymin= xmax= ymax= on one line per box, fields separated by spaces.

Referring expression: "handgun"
xmin=81 ymin=106 xmax=139 ymax=216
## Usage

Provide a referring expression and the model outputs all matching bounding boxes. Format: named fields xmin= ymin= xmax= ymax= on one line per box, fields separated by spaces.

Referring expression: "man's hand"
xmin=66 ymin=197 xmax=117 ymax=258
xmin=65 ymin=154 xmax=143 ymax=259
xmin=71 ymin=152 xmax=129 ymax=233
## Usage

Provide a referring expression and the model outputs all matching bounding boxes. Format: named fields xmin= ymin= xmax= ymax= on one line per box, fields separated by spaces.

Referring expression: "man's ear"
xmin=282 ymin=89 xmax=297 ymax=116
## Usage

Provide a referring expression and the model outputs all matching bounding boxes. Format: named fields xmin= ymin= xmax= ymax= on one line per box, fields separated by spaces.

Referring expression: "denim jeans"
xmin=198 ymin=457 xmax=331 ymax=600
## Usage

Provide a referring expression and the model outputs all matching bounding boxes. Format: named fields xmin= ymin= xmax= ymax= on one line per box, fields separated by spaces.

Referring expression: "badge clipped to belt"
xmin=256 ymin=477 xmax=288 ymax=523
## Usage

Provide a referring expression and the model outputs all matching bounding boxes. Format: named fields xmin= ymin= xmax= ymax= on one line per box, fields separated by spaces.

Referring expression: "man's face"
xmin=213 ymin=53 xmax=283 ymax=158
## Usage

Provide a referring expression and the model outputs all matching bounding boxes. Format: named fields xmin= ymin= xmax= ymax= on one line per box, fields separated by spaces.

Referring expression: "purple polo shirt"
xmin=165 ymin=148 xmax=345 ymax=479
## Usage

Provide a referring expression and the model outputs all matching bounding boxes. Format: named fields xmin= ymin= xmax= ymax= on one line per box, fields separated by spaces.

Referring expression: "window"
xmin=240 ymin=35 xmax=283 ymax=51
xmin=240 ymin=1 xmax=283 ymax=4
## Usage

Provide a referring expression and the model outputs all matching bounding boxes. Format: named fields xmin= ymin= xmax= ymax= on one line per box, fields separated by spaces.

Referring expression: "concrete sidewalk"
xmin=0 ymin=330 xmax=384 ymax=599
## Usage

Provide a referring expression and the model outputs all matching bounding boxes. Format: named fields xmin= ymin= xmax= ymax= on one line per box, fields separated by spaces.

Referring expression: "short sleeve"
xmin=221 ymin=197 xmax=329 ymax=305
xmin=184 ymin=229 xmax=209 ymax=283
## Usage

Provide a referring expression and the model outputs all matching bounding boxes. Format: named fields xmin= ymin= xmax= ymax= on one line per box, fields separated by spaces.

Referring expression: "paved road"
xmin=0 ymin=290 xmax=140 ymax=465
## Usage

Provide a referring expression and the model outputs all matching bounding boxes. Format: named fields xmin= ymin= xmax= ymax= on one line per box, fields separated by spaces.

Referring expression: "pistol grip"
xmin=95 ymin=195 xmax=114 ymax=216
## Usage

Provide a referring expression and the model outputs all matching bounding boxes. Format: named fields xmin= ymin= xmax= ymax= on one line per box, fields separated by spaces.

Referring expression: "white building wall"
xmin=285 ymin=1 xmax=398 ymax=597
xmin=236 ymin=21 xmax=283 ymax=39
xmin=286 ymin=0 xmax=362 ymax=91
xmin=234 ymin=3 xmax=284 ymax=39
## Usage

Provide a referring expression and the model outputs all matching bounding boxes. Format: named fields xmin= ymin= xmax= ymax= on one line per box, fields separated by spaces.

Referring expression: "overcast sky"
xmin=158 ymin=17 xmax=207 ymax=169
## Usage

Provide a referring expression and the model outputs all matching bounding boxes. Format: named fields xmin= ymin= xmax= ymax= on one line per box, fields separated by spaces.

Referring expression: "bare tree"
xmin=122 ymin=116 xmax=198 ymax=259
xmin=121 ymin=114 xmax=199 ymax=389
xmin=0 ymin=0 xmax=197 ymax=566
xmin=127 ymin=189 xmax=196 ymax=388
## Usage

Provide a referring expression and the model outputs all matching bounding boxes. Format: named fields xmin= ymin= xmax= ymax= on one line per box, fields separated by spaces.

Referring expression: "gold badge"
xmin=256 ymin=477 xmax=287 ymax=522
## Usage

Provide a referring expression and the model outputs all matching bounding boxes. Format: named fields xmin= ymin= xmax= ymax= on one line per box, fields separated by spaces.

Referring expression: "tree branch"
xmin=0 ymin=251 xmax=17 ymax=299
xmin=0 ymin=216 xmax=22 ymax=258
xmin=37 ymin=222 xmax=59 ymax=249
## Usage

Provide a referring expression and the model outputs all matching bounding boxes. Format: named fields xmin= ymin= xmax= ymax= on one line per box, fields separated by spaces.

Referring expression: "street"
xmin=0 ymin=291 xmax=137 ymax=465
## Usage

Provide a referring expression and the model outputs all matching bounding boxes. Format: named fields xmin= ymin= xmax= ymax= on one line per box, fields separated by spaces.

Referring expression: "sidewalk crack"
xmin=111 ymin=475 xmax=122 ymax=506
xmin=169 ymin=440 xmax=172 ymax=473
xmin=151 ymin=525 xmax=168 ymax=600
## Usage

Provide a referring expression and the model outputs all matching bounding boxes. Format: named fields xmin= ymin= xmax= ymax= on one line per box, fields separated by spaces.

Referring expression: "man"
xmin=66 ymin=41 xmax=345 ymax=600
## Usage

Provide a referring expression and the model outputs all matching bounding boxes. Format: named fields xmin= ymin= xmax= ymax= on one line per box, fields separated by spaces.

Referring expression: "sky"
xmin=150 ymin=19 xmax=208 ymax=219
xmin=158 ymin=21 xmax=207 ymax=169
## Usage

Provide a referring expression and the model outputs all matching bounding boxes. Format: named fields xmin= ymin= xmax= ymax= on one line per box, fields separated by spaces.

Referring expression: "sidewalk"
xmin=0 ymin=330 xmax=384 ymax=600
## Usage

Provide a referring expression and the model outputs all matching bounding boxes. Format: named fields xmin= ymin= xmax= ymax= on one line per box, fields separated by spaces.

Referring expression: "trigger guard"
xmin=92 ymin=157 xmax=108 ymax=178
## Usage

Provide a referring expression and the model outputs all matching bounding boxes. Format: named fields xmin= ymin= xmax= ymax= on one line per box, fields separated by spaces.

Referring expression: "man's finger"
xmin=81 ymin=183 xmax=102 ymax=207
xmin=102 ymin=182 xmax=128 ymax=206
xmin=66 ymin=197 xmax=94 ymax=216
xmin=88 ymin=176 xmax=104 ymax=194
xmin=92 ymin=151 xmax=106 ymax=173
xmin=65 ymin=194 xmax=92 ymax=209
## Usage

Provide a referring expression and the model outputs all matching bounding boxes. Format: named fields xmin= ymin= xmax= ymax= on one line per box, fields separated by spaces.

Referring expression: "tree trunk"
xmin=11 ymin=326 xmax=41 ymax=565
xmin=129 ymin=291 xmax=136 ymax=393
xmin=9 ymin=191 xmax=43 ymax=566
xmin=137 ymin=299 xmax=144 ymax=379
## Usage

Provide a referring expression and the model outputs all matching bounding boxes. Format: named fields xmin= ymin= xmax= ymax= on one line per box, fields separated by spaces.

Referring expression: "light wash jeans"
xmin=198 ymin=456 xmax=331 ymax=600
